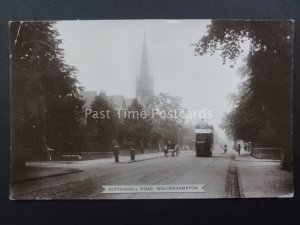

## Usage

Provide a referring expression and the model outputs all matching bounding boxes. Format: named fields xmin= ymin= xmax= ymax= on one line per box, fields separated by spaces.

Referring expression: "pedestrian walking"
xmin=223 ymin=144 xmax=227 ymax=154
xmin=237 ymin=144 xmax=241 ymax=155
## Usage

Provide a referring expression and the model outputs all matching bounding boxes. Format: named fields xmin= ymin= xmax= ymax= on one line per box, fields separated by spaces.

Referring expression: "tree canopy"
xmin=10 ymin=21 xmax=85 ymax=166
xmin=86 ymin=92 xmax=117 ymax=150
xmin=148 ymin=93 xmax=186 ymax=143
xmin=195 ymin=20 xmax=293 ymax=168
xmin=120 ymin=99 xmax=153 ymax=150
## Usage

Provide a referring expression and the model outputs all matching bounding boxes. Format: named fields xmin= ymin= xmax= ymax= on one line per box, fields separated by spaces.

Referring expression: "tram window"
xmin=196 ymin=134 xmax=206 ymax=139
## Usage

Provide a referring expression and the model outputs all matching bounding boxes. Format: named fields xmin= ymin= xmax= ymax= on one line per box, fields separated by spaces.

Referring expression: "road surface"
xmin=11 ymin=150 xmax=238 ymax=199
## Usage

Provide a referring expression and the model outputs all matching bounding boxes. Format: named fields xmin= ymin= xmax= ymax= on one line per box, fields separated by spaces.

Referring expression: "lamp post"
xmin=140 ymin=141 xmax=144 ymax=153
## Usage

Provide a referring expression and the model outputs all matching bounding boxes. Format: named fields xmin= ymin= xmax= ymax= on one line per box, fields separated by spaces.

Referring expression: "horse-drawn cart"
xmin=164 ymin=145 xmax=179 ymax=157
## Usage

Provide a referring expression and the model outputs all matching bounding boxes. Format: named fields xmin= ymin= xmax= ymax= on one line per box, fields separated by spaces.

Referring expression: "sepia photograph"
xmin=9 ymin=19 xmax=294 ymax=199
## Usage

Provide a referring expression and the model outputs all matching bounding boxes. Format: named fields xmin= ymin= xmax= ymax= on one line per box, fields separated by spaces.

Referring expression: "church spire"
xmin=136 ymin=31 xmax=154 ymax=105
xmin=139 ymin=32 xmax=152 ymax=88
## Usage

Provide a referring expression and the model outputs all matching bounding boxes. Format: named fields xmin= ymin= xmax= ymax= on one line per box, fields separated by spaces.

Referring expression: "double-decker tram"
xmin=195 ymin=120 xmax=214 ymax=157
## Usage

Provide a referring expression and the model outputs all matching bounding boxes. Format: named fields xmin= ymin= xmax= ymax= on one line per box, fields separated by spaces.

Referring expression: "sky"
xmin=55 ymin=20 xmax=250 ymax=140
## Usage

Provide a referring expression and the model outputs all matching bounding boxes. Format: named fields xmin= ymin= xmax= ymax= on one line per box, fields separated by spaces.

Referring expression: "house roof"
xmin=79 ymin=91 xmax=97 ymax=108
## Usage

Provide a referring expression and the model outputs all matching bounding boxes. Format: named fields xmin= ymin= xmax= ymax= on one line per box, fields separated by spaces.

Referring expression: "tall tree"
xmin=10 ymin=21 xmax=85 ymax=166
xmin=120 ymin=99 xmax=153 ymax=150
xmin=148 ymin=93 xmax=186 ymax=144
xmin=195 ymin=20 xmax=293 ymax=169
xmin=86 ymin=92 xmax=117 ymax=150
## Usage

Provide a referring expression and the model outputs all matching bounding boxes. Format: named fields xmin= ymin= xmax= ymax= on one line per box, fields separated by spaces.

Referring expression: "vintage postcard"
xmin=10 ymin=20 xmax=294 ymax=199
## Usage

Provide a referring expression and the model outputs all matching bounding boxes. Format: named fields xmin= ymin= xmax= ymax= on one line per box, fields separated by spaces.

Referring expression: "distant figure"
xmin=167 ymin=140 xmax=175 ymax=149
xmin=164 ymin=139 xmax=176 ymax=157
xmin=223 ymin=144 xmax=227 ymax=154
xmin=236 ymin=144 xmax=241 ymax=155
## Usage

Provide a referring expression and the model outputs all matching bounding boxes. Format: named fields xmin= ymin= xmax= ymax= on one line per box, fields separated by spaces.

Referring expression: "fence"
xmin=251 ymin=148 xmax=284 ymax=160
xmin=54 ymin=152 xmax=113 ymax=161
xmin=52 ymin=148 xmax=159 ymax=161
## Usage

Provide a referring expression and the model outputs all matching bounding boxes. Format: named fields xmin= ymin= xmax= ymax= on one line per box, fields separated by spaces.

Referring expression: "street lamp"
xmin=139 ymin=141 xmax=144 ymax=153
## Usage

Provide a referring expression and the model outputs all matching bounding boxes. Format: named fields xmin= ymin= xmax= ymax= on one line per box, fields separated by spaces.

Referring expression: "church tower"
xmin=136 ymin=33 xmax=154 ymax=106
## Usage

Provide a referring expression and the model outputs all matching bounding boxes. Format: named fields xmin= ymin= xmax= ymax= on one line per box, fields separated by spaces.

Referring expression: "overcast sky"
xmin=55 ymin=20 xmax=250 ymax=140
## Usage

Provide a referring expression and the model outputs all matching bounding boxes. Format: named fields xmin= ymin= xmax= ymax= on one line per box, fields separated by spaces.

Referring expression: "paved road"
xmin=11 ymin=150 xmax=234 ymax=199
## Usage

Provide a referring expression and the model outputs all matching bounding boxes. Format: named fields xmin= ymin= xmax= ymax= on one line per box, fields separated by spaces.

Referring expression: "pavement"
xmin=234 ymin=151 xmax=281 ymax=162
xmin=11 ymin=167 xmax=83 ymax=183
xmin=232 ymin=150 xmax=294 ymax=198
xmin=11 ymin=151 xmax=165 ymax=184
